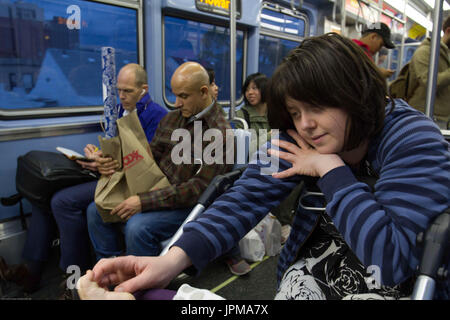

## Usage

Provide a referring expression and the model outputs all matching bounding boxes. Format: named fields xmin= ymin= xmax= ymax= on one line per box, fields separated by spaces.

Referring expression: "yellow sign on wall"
xmin=408 ymin=23 xmax=426 ymax=40
xmin=196 ymin=0 xmax=241 ymax=18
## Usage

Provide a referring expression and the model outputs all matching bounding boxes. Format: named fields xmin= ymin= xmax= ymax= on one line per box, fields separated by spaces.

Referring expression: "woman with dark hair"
xmin=234 ymin=73 xmax=271 ymax=158
xmin=235 ymin=73 xmax=269 ymax=130
xmin=84 ymin=33 xmax=449 ymax=300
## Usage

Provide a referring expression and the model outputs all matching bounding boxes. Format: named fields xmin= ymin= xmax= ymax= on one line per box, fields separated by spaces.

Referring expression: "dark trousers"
xmin=22 ymin=180 xmax=97 ymax=273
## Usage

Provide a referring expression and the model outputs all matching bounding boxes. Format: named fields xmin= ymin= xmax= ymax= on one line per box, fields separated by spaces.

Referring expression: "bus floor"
xmin=167 ymin=254 xmax=279 ymax=300
xmin=0 ymin=246 xmax=279 ymax=300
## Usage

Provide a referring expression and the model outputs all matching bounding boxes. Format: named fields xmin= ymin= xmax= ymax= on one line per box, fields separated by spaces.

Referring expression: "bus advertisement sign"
xmin=195 ymin=0 xmax=241 ymax=19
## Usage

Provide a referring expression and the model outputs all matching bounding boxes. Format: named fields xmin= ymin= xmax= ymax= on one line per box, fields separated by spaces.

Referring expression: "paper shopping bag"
xmin=94 ymin=111 xmax=171 ymax=223
xmin=94 ymin=134 xmax=127 ymax=223
xmin=118 ymin=111 xmax=170 ymax=196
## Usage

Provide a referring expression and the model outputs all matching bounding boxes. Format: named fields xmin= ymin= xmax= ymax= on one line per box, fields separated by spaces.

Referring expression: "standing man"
xmin=17 ymin=63 xmax=167 ymax=294
xmin=86 ymin=62 xmax=233 ymax=259
xmin=407 ymin=16 xmax=450 ymax=129
xmin=352 ymin=22 xmax=396 ymax=78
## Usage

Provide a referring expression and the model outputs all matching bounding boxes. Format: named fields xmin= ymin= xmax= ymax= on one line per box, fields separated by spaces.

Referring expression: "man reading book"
xmin=16 ymin=64 xmax=167 ymax=295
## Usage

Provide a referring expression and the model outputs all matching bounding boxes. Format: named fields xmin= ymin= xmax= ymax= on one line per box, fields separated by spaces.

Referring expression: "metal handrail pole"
xmin=397 ymin=0 xmax=408 ymax=74
xmin=229 ymin=0 xmax=237 ymax=120
xmin=341 ymin=0 xmax=347 ymax=36
xmin=425 ymin=0 xmax=444 ymax=119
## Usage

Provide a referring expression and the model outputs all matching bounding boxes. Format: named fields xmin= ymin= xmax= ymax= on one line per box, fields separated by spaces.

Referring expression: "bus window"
xmin=259 ymin=36 xmax=299 ymax=78
xmin=0 ymin=0 xmax=138 ymax=115
xmin=260 ymin=7 xmax=306 ymax=37
xmin=163 ymin=15 xmax=245 ymax=107
xmin=258 ymin=4 xmax=308 ymax=76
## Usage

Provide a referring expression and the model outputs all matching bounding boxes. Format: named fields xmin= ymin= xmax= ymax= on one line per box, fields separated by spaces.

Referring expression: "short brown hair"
xmin=267 ymin=33 xmax=389 ymax=151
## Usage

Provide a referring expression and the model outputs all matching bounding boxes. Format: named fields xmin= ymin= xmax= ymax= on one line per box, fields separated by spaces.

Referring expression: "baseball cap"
xmin=363 ymin=22 xmax=395 ymax=49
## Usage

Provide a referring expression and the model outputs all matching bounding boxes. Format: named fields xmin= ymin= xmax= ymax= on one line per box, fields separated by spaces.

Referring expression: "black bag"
xmin=16 ymin=150 xmax=99 ymax=211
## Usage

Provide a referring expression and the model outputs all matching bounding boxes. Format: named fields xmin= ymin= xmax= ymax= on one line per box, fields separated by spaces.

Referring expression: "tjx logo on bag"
xmin=123 ymin=150 xmax=144 ymax=170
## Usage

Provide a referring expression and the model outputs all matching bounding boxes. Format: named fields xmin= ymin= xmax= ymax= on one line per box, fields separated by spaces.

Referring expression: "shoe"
xmin=21 ymin=271 xmax=41 ymax=294
xmin=0 ymin=257 xmax=41 ymax=293
xmin=225 ymin=257 xmax=251 ymax=276
xmin=58 ymin=274 xmax=80 ymax=300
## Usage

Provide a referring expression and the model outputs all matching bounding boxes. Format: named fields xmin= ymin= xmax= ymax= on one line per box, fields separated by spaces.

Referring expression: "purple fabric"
xmin=133 ymin=288 xmax=177 ymax=300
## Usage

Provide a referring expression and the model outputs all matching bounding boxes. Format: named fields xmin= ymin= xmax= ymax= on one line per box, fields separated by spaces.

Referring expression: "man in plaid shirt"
xmin=87 ymin=62 xmax=233 ymax=258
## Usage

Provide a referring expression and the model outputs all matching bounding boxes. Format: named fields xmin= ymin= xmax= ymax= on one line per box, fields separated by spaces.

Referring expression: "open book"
xmin=56 ymin=147 xmax=93 ymax=162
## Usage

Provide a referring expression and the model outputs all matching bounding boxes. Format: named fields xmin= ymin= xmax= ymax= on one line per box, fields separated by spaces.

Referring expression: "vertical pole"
xmin=398 ymin=0 xmax=408 ymax=74
xmin=425 ymin=0 xmax=443 ymax=119
xmin=229 ymin=0 xmax=237 ymax=120
xmin=341 ymin=0 xmax=347 ymax=36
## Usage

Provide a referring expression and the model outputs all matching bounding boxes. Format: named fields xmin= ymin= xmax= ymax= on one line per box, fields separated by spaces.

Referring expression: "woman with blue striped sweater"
xmin=88 ymin=33 xmax=449 ymax=300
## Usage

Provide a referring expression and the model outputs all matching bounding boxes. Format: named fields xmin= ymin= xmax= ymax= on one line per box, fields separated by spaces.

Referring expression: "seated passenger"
xmin=86 ymin=62 xmax=233 ymax=260
xmin=18 ymin=63 xmax=167 ymax=294
xmin=205 ymin=67 xmax=219 ymax=102
xmin=205 ymin=67 xmax=227 ymax=117
xmin=87 ymin=34 xmax=450 ymax=300
xmin=234 ymin=73 xmax=270 ymax=156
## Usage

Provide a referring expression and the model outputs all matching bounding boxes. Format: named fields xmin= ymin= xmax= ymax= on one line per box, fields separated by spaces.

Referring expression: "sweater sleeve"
xmin=174 ymin=135 xmax=303 ymax=274
xmin=317 ymin=109 xmax=450 ymax=286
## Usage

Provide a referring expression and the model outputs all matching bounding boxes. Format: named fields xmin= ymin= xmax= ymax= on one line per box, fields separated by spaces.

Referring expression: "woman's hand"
xmin=91 ymin=247 xmax=192 ymax=294
xmin=268 ymin=129 xmax=345 ymax=179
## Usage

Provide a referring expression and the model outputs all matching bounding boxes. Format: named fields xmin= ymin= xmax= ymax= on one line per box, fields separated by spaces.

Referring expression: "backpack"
xmin=389 ymin=62 xmax=411 ymax=100
xmin=15 ymin=150 xmax=98 ymax=211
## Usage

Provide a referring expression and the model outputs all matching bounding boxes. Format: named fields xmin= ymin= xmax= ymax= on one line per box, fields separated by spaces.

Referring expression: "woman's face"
xmin=285 ymin=97 xmax=348 ymax=155
xmin=210 ymin=81 xmax=219 ymax=100
xmin=245 ymin=81 xmax=262 ymax=106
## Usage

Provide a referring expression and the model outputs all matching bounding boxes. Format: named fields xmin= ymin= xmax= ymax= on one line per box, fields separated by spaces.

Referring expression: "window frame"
xmin=0 ymin=0 xmax=143 ymax=120
xmin=161 ymin=13 xmax=248 ymax=110
xmin=259 ymin=2 xmax=309 ymax=43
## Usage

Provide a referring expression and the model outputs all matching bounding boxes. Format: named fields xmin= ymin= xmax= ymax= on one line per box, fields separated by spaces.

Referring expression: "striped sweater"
xmin=174 ymin=100 xmax=450 ymax=287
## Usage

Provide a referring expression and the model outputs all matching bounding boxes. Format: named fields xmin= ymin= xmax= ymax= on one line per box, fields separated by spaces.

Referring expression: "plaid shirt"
xmin=138 ymin=102 xmax=233 ymax=212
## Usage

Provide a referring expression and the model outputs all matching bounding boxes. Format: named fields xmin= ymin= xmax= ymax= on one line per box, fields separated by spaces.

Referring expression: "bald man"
xmin=87 ymin=62 xmax=233 ymax=259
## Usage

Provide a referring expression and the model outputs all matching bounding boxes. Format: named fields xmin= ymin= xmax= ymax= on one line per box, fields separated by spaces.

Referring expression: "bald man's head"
xmin=171 ymin=62 xmax=212 ymax=118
